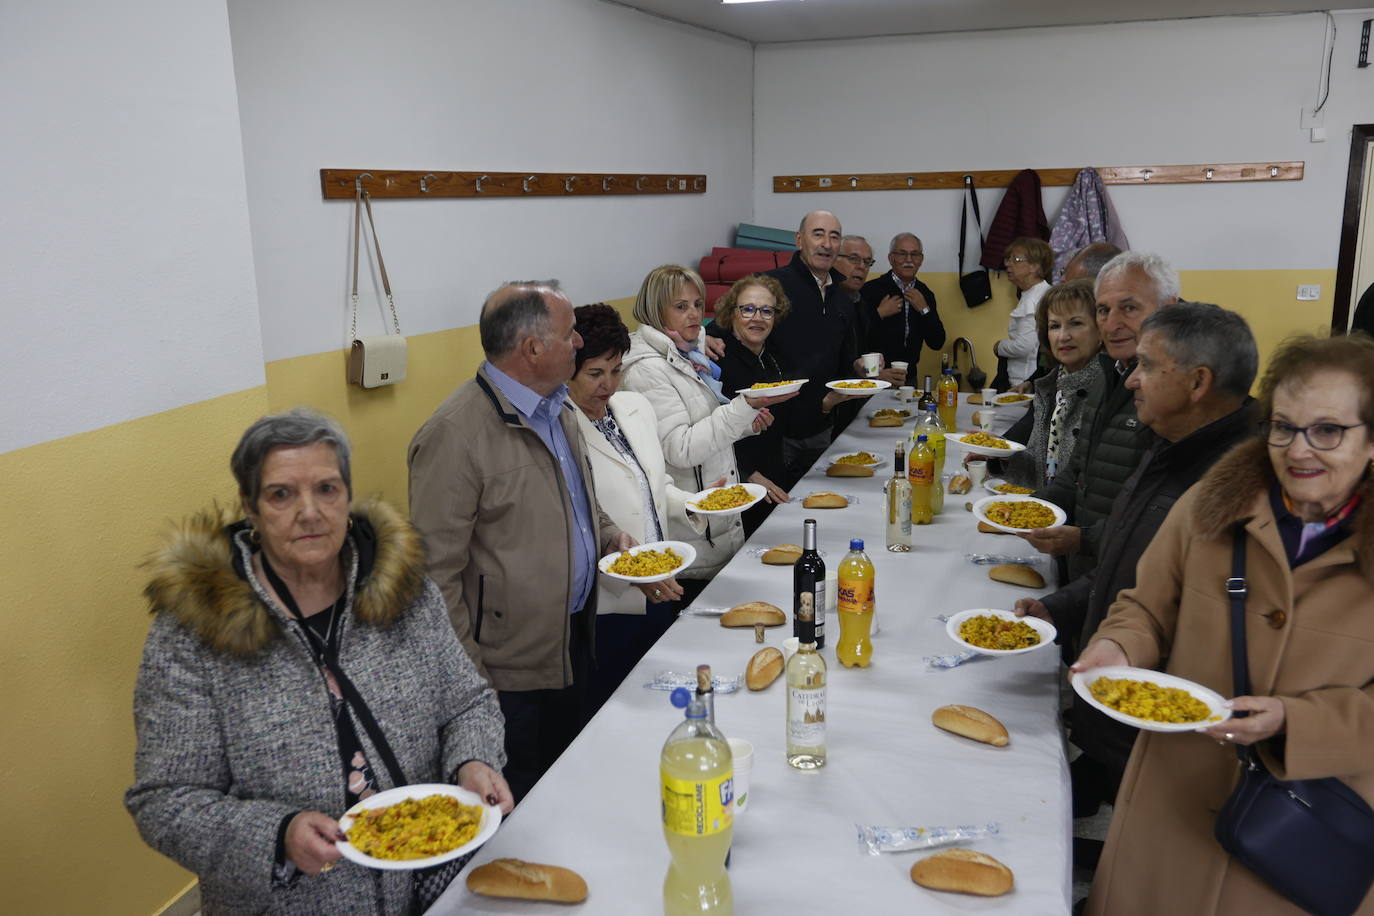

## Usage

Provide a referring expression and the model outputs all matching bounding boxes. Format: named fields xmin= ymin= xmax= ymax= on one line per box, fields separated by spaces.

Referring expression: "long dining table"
xmin=434 ymin=393 xmax=1071 ymax=914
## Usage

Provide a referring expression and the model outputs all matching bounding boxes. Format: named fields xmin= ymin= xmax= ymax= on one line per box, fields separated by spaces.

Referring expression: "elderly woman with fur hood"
xmin=1076 ymin=335 xmax=1374 ymax=916
xmin=125 ymin=409 xmax=509 ymax=914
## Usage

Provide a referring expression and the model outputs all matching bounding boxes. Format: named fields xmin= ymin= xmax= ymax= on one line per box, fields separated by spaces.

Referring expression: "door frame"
xmin=1333 ymin=124 xmax=1374 ymax=332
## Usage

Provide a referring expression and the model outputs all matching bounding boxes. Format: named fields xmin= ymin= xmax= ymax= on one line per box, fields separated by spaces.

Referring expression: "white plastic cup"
xmin=890 ymin=360 xmax=909 ymax=377
xmin=981 ymin=387 xmax=998 ymax=406
xmin=975 ymin=406 xmax=996 ymax=431
xmin=728 ymin=737 xmax=755 ymax=814
xmin=967 ymin=458 xmax=988 ymax=489
xmin=898 ymin=385 xmax=915 ymax=402
xmin=860 ymin=352 xmax=883 ymax=377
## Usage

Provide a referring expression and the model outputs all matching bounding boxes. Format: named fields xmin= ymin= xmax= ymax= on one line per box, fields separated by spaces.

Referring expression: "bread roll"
xmin=746 ymin=647 xmax=784 ymax=690
xmin=466 ymin=858 xmax=589 ymax=903
xmin=931 ymin=704 xmax=1009 ymax=747
xmin=761 ymin=544 xmax=802 ymax=565
xmin=910 ymin=848 xmax=1013 ymax=896
xmin=803 ymin=492 xmax=849 ymax=509
xmin=826 ymin=463 xmax=874 ymax=477
xmin=869 ymin=415 xmax=902 ymax=427
xmin=977 ymin=521 xmax=1013 ymax=535
xmin=947 ymin=474 xmax=972 ymax=495
xmin=720 ymin=602 xmax=786 ymax=628
xmin=988 ymin=563 xmax=1045 ymax=588
xmin=966 ymin=393 xmax=985 ymax=405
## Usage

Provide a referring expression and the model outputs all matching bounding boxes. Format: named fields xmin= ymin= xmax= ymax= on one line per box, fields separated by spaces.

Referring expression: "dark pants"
xmin=498 ymin=612 xmax=591 ymax=805
xmin=587 ymin=600 xmax=676 ymax=717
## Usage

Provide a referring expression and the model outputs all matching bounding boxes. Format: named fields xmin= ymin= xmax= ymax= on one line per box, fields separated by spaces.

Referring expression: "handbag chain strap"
xmin=958 ymin=175 xmax=985 ymax=274
xmin=1226 ymin=525 xmax=1259 ymax=769
xmin=350 ymin=184 xmax=402 ymax=341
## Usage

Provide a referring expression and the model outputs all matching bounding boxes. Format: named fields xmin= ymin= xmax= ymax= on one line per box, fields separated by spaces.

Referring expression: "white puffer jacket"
xmin=619 ymin=325 xmax=760 ymax=578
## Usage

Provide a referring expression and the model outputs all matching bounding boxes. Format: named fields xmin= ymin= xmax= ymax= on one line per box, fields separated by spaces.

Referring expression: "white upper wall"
xmin=753 ymin=13 xmax=1374 ymax=273
xmin=1 ymin=0 xmax=264 ymax=453
xmin=228 ymin=0 xmax=755 ymax=363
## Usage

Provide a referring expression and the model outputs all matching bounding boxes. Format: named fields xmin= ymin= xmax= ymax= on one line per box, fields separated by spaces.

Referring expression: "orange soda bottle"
xmin=835 ymin=539 xmax=875 ymax=668
xmin=909 ymin=434 xmax=934 ymax=525
xmin=937 ymin=368 xmax=959 ymax=431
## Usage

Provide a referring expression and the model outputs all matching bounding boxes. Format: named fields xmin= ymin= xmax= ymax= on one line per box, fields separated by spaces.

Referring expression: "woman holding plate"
xmin=620 ymin=265 xmax=797 ymax=586
xmin=126 ymin=409 xmax=510 ymax=914
xmin=1073 ymin=334 xmax=1374 ymax=916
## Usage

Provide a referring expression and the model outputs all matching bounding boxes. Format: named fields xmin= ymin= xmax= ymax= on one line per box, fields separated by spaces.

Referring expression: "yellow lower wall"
xmin=0 ymin=274 xmax=1332 ymax=914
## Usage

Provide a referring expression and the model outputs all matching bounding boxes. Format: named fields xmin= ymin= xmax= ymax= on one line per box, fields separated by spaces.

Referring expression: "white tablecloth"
xmin=434 ymin=395 xmax=1071 ymax=915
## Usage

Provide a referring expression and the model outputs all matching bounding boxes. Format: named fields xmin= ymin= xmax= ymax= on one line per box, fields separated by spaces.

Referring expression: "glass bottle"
xmin=793 ymin=519 xmax=826 ymax=649
xmin=786 ymin=599 xmax=827 ymax=769
xmin=886 ymin=439 xmax=912 ymax=552
xmin=917 ymin=374 xmax=936 ymax=414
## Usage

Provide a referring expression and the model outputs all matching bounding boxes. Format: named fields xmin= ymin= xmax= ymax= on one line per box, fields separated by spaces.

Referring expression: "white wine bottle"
xmin=886 ymin=439 xmax=912 ymax=552
xmin=786 ymin=589 xmax=827 ymax=769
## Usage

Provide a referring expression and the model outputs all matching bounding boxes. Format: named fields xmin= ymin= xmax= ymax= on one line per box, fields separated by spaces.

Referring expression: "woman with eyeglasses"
xmin=993 ymin=237 xmax=1053 ymax=390
xmin=1072 ymin=333 xmax=1374 ymax=916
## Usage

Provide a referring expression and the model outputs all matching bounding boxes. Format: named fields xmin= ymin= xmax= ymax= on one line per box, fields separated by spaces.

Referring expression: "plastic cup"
xmin=981 ymin=387 xmax=998 ymax=406
xmin=728 ymin=737 xmax=755 ymax=814
xmin=860 ymin=352 xmax=882 ymax=377
xmin=891 ymin=360 xmax=909 ymax=372
xmin=976 ymin=406 xmax=996 ymax=431
xmin=967 ymin=458 xmax=988 ymax=489
xmin=898 ymin=385 xmax=915 ymax=402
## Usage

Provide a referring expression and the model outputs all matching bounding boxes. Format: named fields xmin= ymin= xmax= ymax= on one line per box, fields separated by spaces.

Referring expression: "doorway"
xmin=1334 ymin=124 xmax=1374 ymax=333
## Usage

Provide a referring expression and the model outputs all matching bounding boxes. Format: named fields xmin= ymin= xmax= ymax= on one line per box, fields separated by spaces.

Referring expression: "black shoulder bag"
xmin=1213 ymin=525 xmax=1374 ymax=916
xmin=957 ymin=175 xmax=993 ymax=308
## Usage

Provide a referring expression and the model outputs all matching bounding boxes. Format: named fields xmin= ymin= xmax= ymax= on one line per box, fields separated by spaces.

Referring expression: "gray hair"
xmin=1096 ymin=251 xmax=1181 ymax=304
xmin=231 ymin=407 xmax=352 ymax=509
xmin=1140 ymin=302 xmax=1257 ymax=400
xmin=1067 ymin=242 xmax=1122 ymax=280
xmin=840 ymin=234 xmax=869 ymax=247
xmin=479 ymin=279 xmax=562 ymax=358
xmin=888 ymin=232 xmax=921 ymax=252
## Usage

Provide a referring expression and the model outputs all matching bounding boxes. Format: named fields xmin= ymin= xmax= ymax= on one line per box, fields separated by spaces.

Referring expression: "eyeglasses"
xmin=1004 ymin=255 xmax=1030 ymax=265
xmin=1262 ymin=420 xmax=1366 ymax=450
xmin=890 ymin=250 xmax=924 ymax=260
xmin=838 ymin=254 xmax=876 ymax=267
xmin=738 ymin=304 xmax=776 ymax=319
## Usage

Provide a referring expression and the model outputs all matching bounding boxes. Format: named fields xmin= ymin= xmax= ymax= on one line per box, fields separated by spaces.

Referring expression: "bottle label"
xmin=942 ymin=390 xmax=956 ymax=407
xmin=814 ymin=583 xmax=825 ymax=640
xmin=909 ymin=463 xmax=934 ymax=484
xmin=661 ymin=770 xmax=734 ymax=837
xmin=837 ymin=576 xmax=873 ymax=615
xmin=788 ymin=686 xmax=826 ymax=745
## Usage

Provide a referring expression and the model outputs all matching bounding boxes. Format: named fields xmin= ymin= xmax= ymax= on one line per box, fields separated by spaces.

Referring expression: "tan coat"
xmin=1086 ymin=438 xmax=1374 ymax=916
xmin=408 ymin=367 xmax=624 ymax=692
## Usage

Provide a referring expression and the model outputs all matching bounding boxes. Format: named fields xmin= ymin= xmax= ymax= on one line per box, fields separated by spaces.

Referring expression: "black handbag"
xmin=1213 ymin=526 xmax=1374 ymax=916
xmin=957 ymin=175 xmax=993 ymax=308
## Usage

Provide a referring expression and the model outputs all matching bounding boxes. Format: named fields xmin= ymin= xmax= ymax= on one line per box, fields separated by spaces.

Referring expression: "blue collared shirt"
xmin=484 ymin=361 xmax=597 ymax=614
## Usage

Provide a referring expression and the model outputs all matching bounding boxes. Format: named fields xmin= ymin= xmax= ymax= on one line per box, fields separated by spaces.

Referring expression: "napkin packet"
xmin=645 ymin=671 xmax=743 ymax=693
xmin=856 ymin=822 xmax=1001 ymax=855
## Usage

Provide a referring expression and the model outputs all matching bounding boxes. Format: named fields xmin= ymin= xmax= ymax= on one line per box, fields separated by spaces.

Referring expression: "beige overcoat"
xmin=1086 ymin=438 xmax=1374 ymax=916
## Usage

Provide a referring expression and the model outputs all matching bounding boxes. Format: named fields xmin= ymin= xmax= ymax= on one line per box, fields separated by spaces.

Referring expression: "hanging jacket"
xmin=1048 ymin=167 xmax=1130 ymax=281
xmin=979 ymin=168 xmax=1050 ymax=269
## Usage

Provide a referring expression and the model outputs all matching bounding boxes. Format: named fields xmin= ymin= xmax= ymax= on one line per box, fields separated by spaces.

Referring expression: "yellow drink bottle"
xmin=916 ymin=405 xmax=947 ymax=514
xmin=662 ymin=687 xmax=733 ymax=915
xmin=909 ymin=434 xmax=934 ymax=525
xmin=835 ymin=539 xmax=875 ymax=668
xmin=937 ymin=368 xmax=959 ymax=431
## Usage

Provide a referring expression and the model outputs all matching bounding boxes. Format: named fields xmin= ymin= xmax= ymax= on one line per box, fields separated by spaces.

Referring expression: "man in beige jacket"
xmin=409 ymin=280 xmax=627 ymax=802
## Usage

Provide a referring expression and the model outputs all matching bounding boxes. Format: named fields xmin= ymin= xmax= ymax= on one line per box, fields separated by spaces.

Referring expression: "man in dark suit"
xmin=859 ymin=233 xmax=947 ymax=385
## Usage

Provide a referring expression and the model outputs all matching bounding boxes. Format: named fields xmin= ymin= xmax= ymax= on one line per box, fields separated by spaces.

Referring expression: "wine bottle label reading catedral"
xmin=788 ymin=687 xmax=826 ymax=746
xmin=661 ymin=772 xmax=734 ymax=837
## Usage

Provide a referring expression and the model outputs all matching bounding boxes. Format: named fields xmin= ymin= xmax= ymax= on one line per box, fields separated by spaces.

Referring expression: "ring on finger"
xmin=320 ymin=861 xmax=336 ymax=873
xmin=1225 ymin=732 xmax=1235 ymax=742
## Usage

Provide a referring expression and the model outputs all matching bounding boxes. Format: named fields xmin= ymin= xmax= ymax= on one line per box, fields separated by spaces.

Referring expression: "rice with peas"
xmin=984 ymin=500 xmax=1057 ymax=529
xmin=958 ymin=614 xmax=1041 ymax=651
xmin=607 ymin=547 xmax=684 ymax=577
xmin=1089 ymin=677 xmax=1212 ymax=724
xmin=693 ymin=485 xmax=753 ymax=511
xmin=346 ymin=794 xmax=482 ymax=860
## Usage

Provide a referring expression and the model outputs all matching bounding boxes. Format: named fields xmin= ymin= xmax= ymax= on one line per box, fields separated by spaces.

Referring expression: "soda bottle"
xmin=662 ymin=686 xmax=733 ymax=915
xmin=835 ymin=539 xmax=875 ymax=668
xmin=937 ymin=368 xmax=959 ymax=431
xmin=915 ymin=405 xmax=947 ymax=515
xmin=909 ymin=434 xmax=934 ymax=525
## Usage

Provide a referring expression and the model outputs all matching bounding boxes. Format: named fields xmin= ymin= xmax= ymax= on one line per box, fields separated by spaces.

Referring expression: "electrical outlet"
xmin=1297 ymin=284 xmax=1321 ymax=301
xmin=1300 ymin=106 xmax=1325 ymax=129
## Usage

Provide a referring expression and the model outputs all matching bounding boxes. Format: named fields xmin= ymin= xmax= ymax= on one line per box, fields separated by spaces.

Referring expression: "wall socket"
xmin=1297 ymin=284 xmax=1321 ymax=301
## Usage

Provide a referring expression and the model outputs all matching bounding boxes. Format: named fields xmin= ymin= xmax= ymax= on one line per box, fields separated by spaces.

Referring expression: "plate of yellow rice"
xmin=1071 ymin=665 xmax=1230 ymax=733
xmin=689 ymin=482 xmax=767 ymax=516
xmin=945 ymin=608 xmax=1056 ymax=656
xmin=337 ymin=783 xmax=501 ymax=870
xmin=597 ymin=540 xmax=697 ymax=583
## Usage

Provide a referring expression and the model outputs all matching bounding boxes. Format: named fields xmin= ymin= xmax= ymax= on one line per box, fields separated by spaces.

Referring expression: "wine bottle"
xmin=786 ymin=593 xmax=827 ymax=769
xmin=886 ymin=440 xmax=912 ymax=552
xmin=793 ymin=519 xmax=826 ymax=649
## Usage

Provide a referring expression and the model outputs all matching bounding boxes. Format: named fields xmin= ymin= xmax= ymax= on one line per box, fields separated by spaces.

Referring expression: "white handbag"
xmin=347 ymin=186 xmax=407 ymax=388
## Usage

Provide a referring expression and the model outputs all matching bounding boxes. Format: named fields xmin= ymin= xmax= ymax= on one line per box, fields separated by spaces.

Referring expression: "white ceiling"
xmin=604 ymin=0 xmax=1331 ymax=43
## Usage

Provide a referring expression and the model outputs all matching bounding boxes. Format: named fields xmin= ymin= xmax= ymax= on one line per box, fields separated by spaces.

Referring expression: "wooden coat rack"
xmin=772 ymin=161 xmax=1303 ymax=193
xmin=321 ymin=169 xmax=706 ymax=199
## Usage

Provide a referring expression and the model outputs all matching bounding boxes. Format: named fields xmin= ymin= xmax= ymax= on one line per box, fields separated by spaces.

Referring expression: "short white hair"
xmin=1095 ymin=251 xmax=1181 ymax=303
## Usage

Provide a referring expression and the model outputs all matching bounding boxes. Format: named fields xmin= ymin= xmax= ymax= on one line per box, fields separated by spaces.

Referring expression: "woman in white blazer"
xmin=619 ymin=266 xmax=797 ymax=584
xmin=570 ymin=304 xmax=710 ymax=711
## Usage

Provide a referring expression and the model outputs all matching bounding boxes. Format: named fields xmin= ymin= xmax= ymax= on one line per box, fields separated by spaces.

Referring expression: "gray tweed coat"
xmin=125 ymin=500 xmax=505 ymax=915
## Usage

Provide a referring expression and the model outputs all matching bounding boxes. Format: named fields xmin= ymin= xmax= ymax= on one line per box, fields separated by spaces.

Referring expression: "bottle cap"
xmin=671 ymin=687 xmax=691 ymax=708
xmin=917 ymin=434 xmax=928 ymax=442
xmin=850 ymin=538 xmax=864 ymax=550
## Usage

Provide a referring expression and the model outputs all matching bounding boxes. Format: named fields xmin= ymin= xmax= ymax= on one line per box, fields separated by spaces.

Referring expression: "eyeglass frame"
xmin=837 ymin=253 xmax=876 ymax=268
xmin=737 ymin=304 xmax=777 ymax=319
xmin=1260 ymin=419 xmax=1367 ymax=451
xmin=890 ymin=249 xmax=924 ymax=260
xmin=1003 ymin=255 xmax=1031 ymax=265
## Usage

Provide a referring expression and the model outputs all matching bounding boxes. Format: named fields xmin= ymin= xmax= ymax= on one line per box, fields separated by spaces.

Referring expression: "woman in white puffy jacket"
xmin=620 ymin=265 xmax=796 ymax=583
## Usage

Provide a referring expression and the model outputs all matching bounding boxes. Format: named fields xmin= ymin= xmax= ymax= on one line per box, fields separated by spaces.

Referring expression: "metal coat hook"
xmin=1269 ymin=166 xmax=1279 ymax=178
xmin=906 ymin=177 xmax=914 ymax=187
xmin=522 ymin=175 xmax=537 ymax=192
xmin=665 ymin=177 xmax=675 ymax=190
xmin=564 ymin=176 xmax=577 ymax=192
xmin=354 ymin=172 xmax=373 ymax=194
xmin=695 ymin=177 xmax=706 ymax=191
xmin=635 ymin=176 xmax=647 ymax=191
xmin=602 ymin=177 xmax=614 ymax=191
xmin=1205 ymin=168 xmax=1215 ymax=180
xmin=475 ymin=174 xmax=489 ymax=193
xmin=1141 ymin=168 xmax=1154 ymax=182
xmin=849 ymin=176 xmax=859 ymax=188
xmin=419 ymin=173 xmax=436 ymax=193
xmin=963 ymin=174 xmax=973 ymax=187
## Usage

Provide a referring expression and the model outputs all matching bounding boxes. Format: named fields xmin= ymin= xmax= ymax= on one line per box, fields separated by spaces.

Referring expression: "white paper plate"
xmin=983 ymin=477 xmax=1036 ymax=496
xmin=337 ymin=783 xmax=501 ymax=871
xmin=972 ymin=495 xmax=1067 ymax=533
xmin=1072 ymin=665 xmax=1232 ymax=733
xmin=740 ymin=378 xmax=807 ymax=398
xmin=597 ymin=540 xmax=697 ymax=583
xmin=945 ymin=608 xmax=1057 ymax=656
xmin=993 ymin=393 xmax=1035 ymax=407
xmin=688 ymin=483 xmax=767 ymax=516
xmin=825 ymin=378 xmax=892 ymax=396
xmin=946 ymin=431 xmax=1027 ymax=458
xmin=826 ymin=450 xmax=884 ymax=469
